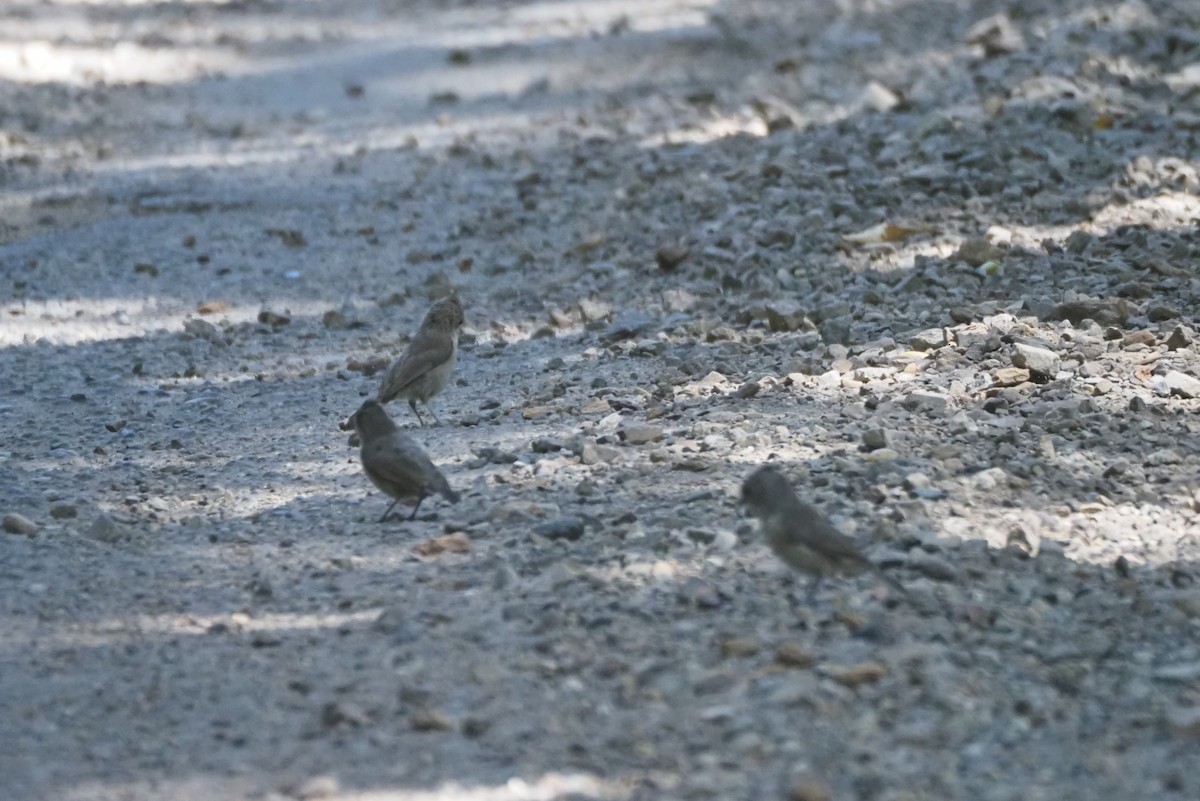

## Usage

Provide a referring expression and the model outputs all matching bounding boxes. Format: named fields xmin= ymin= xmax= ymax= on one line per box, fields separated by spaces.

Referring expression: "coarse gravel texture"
xmin=3 ymin=1 xmax=1200 ymax=800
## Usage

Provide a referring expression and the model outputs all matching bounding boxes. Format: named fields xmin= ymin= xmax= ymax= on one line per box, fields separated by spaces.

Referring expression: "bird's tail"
xmin=871 ymin=564 xmax=912 ymax=599
xmin=438 ymin=478 xmax=461 ymax=504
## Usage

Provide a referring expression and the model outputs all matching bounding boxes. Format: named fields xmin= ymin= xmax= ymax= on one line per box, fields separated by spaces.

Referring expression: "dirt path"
xmin=3 ymin=1 xmax=1200 ymax=799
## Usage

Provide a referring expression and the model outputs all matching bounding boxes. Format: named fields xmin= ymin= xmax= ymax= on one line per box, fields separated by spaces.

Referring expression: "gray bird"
xmin=350 ymin=399 xmax=460 ymax=522
xmin=377 ymin=295 xmax=464 ymax=426
xmin=740 ymin=466 xmax=906 ymax=602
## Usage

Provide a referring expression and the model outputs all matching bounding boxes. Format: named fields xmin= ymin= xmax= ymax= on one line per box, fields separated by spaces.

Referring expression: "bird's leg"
xmin=806 ymin=576 xmax=822 ymax=607
xmin=780 ymin=576 xmax=813 ymax=630
xmin=786 ymin=582 xmax=816 ymax=631
xmin=427 ymin=405 xmax=442 ymax=426
xmin=877 ymin=569 xmax=912 ymax=602
xmin=409 ymin=399 xmax=426 ymax=427
xmin=408 ymin=494 xmax=426 ymax=520
xmin=378 ymin=499 xmax=400 ymax=523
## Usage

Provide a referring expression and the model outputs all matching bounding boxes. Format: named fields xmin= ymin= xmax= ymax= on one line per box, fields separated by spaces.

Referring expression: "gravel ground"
xmin=3 ymin=1 xmax=1200 ymax=799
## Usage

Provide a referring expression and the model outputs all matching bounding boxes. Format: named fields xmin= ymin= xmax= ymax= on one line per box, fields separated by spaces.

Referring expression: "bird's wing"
xmin=786 ymin=496 xmax=869 ymax=559
xmin=377 ymin=331 xmax=454 ymax=402
xmin=430 ymin=470 xmax=459 ymax=503
xmin=363 ymin=435 xmax=437 ymax=488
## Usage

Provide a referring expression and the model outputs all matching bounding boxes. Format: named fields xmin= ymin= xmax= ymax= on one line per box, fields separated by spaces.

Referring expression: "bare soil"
xmin=3 ymin=2 xmax=1200 ymax=800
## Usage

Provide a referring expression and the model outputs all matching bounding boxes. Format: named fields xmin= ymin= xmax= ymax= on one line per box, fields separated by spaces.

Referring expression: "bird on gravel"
xmin=349 ymin=399 xmax=460 ymax=522
xmin=376 ymin=294 xmax=464 ymax=426
xmin=740 ymin=465 xmax=908 ymax=603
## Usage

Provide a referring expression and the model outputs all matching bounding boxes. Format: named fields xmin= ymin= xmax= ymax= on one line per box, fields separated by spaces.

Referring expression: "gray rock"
xmin=621 ymin=424 xmax=664 ymax=445
xmin=861 ymin=80 xmax=899 ymax=113
xmin=815 ymin=370 xmax=841 ymax=389
xmin=472 ymin=446 xmax=519 ymax=465
xmin=1146 ymin=304 xmax=1181 ymax=323
xmin=533 ymin=516 xmax=585 ymax=541
xmin=661 ymin=288 xmax=696 ymax=312
xmin=322 ymin=302 xmax=380 ymax=329
xmin=1165 ymin=371 xmax=1200 ymax=399
xmin=907 ymin=552 xmax=958 ymax=582
xmin=182 ymin=318 xmax=224 ymax=344
xmin=578 ymin=298 xmax=612 ymax=322
xmin=734 ymin=381 xmax=760 ymax=399
xmin=972 ymin=467 xmax=1007 ymax=490
xmin=579 ymin=441 xmax=620 ymax=465
xmin=1165 ymin=326 xmax=1194 ymax=351
xmin=964 ymin=13 xmax=1025 ymax=56
xmin=909 ymin=327 xmax=948 ymax=351
xmin=1052 ymin=299 xmax=1128 ymax=327
xmin=531 ymin=437 xmax=566 ymax=454
xmin=955 ymin=323 xmax=997 ymax=349
xmin=1011 ymin=343 xmax=1060 ymax=378
xmin=1123 ymin=330 xmax=1156 ymax=348
xmin=601 ymin=311 xmax=654 ymax=343
xmin=1164 ymin=706 xmax=1200 ymax=738
xmin=677 ymin=578 xmax=723 ymax=609
xmin=532 ymin=459 xmax=562 ymax=477
xmin=691 ymin=667 xmax=735 ymax=695
xmin=862 ymin=428 xmax=892 ymax=451
xmin=819 ymin=318 xmax=852 ymax=346
xmin=3 ymin=513 xmax=37 ymax=536
xmin=709 ymin=529 xmax=739 ymax=551
xmin=538 ymin=561 xmax=577 ymax=590
xmin=764 ymin=301 xmax=807 ymax=332
xmin=85 ymin=513 xmax=130 ymax=543
xmin=1153 ymin=662 xmax=1200 ymax=683
xmin=902 ymin=390 xmax=951 ymax=415
xmin=492 ymin=559 xmax=519 ymax=591
xmin=49 ymin=504 xmax=78 ymax=520
xmin=373 ymin=606 xmax=420 ymax=644
xmin=1063 ymin=230 xmax=1094 ymax=254
xmin=903 ymin=473 xmax=932 ymax=491
xmin=952 ymin=238 xmax=1003 ymax=267
xmin=1171 ymin=591 xmax=1200 ymax=619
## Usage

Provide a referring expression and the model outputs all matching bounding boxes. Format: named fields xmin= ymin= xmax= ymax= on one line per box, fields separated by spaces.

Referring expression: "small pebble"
xmin=3 ymin=513 xmax=38 ymax=536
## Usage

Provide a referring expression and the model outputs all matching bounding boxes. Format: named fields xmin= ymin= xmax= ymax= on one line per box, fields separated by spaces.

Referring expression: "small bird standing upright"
xmin=377 ymin=295 xmax=464 ymax=426
xmin=740 ymin=465 xmax=906 ymax=602
xmin=350 ymin=399 xmax=460 ymax=522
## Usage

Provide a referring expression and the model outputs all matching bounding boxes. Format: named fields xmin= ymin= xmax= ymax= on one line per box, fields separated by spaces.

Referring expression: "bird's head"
xmin=425 ymin=295 xmax=465 ymax=330
xmin=740 ymin=465 xmax=791 ymax=519
xmin=349 ymin=399 xmax=398 ymax=442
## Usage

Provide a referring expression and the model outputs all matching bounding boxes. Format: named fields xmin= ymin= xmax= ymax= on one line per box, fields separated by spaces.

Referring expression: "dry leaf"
xmin=822 ymin=660 xmax=887 ymax=687
xmin=788 ymin=781 xmax=831 ymax=801
xmin=844 ymin=222 xmax=930 ymax=245
xmin=522 ymin=404 xmax=556 ymax=420
xmin=412 ymin=532 xmax=471 ymax=557
xmin=718 ymin=636 xmax=760 ymax=658
xmin=775 ymin=642 xmax=815 ymax=668
xmin=570 ymin=232 xmax=605 ymax=256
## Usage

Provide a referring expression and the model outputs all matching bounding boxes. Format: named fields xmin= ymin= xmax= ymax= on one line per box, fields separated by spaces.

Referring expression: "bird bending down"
xmin=377 ymin=295 xmax=464 ymax=426
xmin=740 ymin=466 xmax=907 ymax=603
xmin=350 ymin=399 xmax=460 ymax=522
